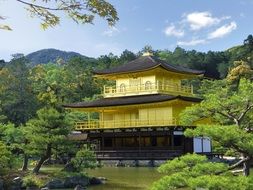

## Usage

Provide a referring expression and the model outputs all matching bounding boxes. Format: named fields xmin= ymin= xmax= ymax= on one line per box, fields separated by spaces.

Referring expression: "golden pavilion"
xmin=64 ymin=53 xmax=211 ymax=161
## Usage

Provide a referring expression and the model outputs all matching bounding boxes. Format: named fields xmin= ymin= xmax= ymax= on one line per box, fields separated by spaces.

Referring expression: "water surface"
xmin=87 ymin=167 xmax=162 ymax=190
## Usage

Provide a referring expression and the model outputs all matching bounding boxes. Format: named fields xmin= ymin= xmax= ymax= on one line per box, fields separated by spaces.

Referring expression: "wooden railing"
xmin=103 ymin=81 xmax=193 ymax=97
xmin=75 ymin=118 xmax=177 ymax=130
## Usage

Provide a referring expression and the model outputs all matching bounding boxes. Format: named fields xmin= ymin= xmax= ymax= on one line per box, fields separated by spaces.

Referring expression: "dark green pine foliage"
xmin=24 ymin=108 xmax=72 ymax=174
xmin=152 ymin=154 xmax=253 ymax=190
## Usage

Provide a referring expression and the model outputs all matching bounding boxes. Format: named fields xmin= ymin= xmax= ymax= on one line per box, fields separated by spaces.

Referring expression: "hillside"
xmin=26 ymin=48 xmax=95 ymax=65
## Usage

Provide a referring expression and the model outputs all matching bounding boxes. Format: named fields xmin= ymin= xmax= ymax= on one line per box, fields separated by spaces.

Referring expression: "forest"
xmin=0 ymin=34 xmax=253 ymax=189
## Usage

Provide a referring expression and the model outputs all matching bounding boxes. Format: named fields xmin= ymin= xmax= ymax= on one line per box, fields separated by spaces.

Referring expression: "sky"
xmin=0 ymin=0 xmax=253 ymax=61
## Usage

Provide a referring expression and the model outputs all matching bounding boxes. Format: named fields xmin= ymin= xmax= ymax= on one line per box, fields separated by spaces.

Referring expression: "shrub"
xmin=23 ymin=175 xmax=43 ymax=188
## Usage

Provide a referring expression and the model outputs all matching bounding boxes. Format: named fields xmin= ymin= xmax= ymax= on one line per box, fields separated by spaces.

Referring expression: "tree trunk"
xmin=21 ymin=154 xmax=29 ymax=171
xmin=33 ymin=156 xmax=47 ymax=174
xmin=33 ymin=144 xmax=52 ymax=174
xmin=243 ymin=156 xmax=251 ymax=176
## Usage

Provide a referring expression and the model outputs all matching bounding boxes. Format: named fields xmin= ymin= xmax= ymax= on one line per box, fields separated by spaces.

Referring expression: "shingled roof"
xmin=94 ymin=56 xmax=204 ymax=75
xmin=63 ymin=94 xmax=202 ymax=108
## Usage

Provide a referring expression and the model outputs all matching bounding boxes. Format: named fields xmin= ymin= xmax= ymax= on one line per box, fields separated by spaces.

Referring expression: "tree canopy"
xmin=152 ymin=154 xmax=253 ymax=190
xmin=1 ymin=0 xmax=118 ymax=30
xmin=24 ymin=107 xmax=72 ymax=173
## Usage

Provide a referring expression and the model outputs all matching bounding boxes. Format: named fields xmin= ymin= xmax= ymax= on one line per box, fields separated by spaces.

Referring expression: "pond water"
xmin=87 ymin=167 xmax=162 ymax=190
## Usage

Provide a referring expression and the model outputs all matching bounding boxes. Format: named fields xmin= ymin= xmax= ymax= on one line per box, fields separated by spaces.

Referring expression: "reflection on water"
xmin=87 ymin=167 xmax=162 ymax=190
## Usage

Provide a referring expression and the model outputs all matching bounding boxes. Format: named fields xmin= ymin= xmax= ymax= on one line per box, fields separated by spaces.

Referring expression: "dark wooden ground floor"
xmin=85 ymin=127 xmax=193 ymax=160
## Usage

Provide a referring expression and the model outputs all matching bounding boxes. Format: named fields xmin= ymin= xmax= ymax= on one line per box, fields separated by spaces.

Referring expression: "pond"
xmin=87 ymin=167 xmax=162 ymax=190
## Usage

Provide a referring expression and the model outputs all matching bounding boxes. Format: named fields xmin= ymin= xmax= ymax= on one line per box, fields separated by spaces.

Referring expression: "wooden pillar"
xmin=101 ymin=134 xmax=105 ymax=150
xmin=112 ymin=137 xmax=115 ymax=149
xmin=101 ymin=109 xmax=104 ymax=128
xmin=87 ymin=112 xmax=90 ymax=128
xmin=171 ymin=130 xmax=174 ymax=150
xmin=138 ymin=130 xmax=141 ymax=151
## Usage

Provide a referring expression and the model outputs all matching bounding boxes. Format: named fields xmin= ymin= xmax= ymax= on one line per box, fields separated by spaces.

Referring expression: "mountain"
xmin=26 ymin=48 xmax=94 ymax=65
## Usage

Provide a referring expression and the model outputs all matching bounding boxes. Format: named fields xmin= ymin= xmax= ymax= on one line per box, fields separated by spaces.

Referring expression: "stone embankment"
xmin=0 ymin=175 xmax=105 ymax=190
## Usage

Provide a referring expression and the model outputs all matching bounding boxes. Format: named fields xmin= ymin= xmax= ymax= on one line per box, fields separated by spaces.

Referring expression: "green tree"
xmin=0 ymin=141 xmax=12 ymax=171
xmin=64 ymin=146 xmax=98 ymax=172
xmin=2 ymin=0 xmax=118 ymax=30
xmin=63 ymin=57 xmax=101 ymax=101
xmin=30 ymin=63 xmax=77 ymax=106
xmin=0 ymin=56 xmax=38 ymax=126
xmin=0 ymin=123 xmax=28 ymax=170
xmin=180 ymin=77 xmax=253 ymax=176
xmin=119 ymin=49 xmax=136 ymax=64
xmin=152 ymin=154 xmax=253 ymax=190
xmin=227 ymin=60 xmax=253 ymax=86
xmin=172 ymin=47 xmax=189 ymax=67
xmin=24 ymin=108 xmax=72 ymax=174
xmin=0 ymin=59 xmax=6 ymax=68
xmin=244 ymin=35 xmax=253 ymax=50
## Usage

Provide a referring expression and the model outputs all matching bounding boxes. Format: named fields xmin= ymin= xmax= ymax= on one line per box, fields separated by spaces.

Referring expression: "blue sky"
xmin=0 ymin=0 xmax=253 ymax=61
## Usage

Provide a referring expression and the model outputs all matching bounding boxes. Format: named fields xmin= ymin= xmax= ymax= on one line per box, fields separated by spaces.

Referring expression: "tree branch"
xmin=215 ymin=157 xmax=250 ymax=175
xmin=230 ymin=144 xmax=249 ymax=156
xmin=228 ymin=157 xmax=250 ymax=170
xmin=16 ymin=0 xmax=81 ymax=11
xmin=207 ymin=108 xmax=236 ymax=121
xmin=238 ymin=103 xmax=253 ymax=123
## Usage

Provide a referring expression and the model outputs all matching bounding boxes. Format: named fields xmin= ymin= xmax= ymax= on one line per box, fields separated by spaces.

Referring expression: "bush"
xmin=23 ymin=175 xmax=43 ymax=188
xmin=0 ymin=141 xmax=12 ymax=170
xmin=63 ymin=146 xmax=98 ymax=173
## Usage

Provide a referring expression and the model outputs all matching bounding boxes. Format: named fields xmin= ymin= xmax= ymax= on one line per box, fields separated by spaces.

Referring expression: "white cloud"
xmin=102 ymin=27 xmax=120 ymax=37
xmin=185 ymin=11 xmax=221 ymax=30
xmin=177 ymin=39 xmax=207 ymax=46
xmin=164 ymin=24 xmax=184 ymax=38
xmin=208 ymin=22 xmax=237 ymax=39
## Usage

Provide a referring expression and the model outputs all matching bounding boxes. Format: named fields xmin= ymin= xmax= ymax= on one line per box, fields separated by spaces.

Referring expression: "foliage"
xmin=0 ymin=56 xmax=38 ymax=125
xmin=2 ymin=0 xmax=118 ymax=30
xmin=29 ymin=63 xmax=75 ymax=106
xmin=24 ymin=107 xmax=72 ymax=173
xmin=180 ymin=78 xmax=253 ymax=126
xmin=0 ymin=16 xmax=12 ymax=30
xmin=158 ymin=48 xmax=229 ymax=79
xmin=0 ymin=123 xmax=25 ymax=153
xmin=65 ymin=111 xmax=88 ymax=126
xmin=227 ymin=60 xmax=253 ymax=84
xmin=23 ymin=175 xmax=44 ymax=188
xmin=26 ymin=48 xmax=93 ymax=66
xmin=180 ymin=76 xmax=253 ymax=175
xmin=152 ymin=154 xmax=253 ymax=190
xmin=0 ymin=141 xmax=12 ymax=170
xmin=71 ymin=146 xmax=98 ymax=172
xmin=185 ymin=125 xmax=253 ymax=156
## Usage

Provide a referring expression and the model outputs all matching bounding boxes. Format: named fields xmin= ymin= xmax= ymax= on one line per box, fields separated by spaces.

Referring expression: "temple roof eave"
xmin=93 ymin=56 xmax=204 ymax=77
xmin=63 ymin=94 xmax=202 ymax=111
